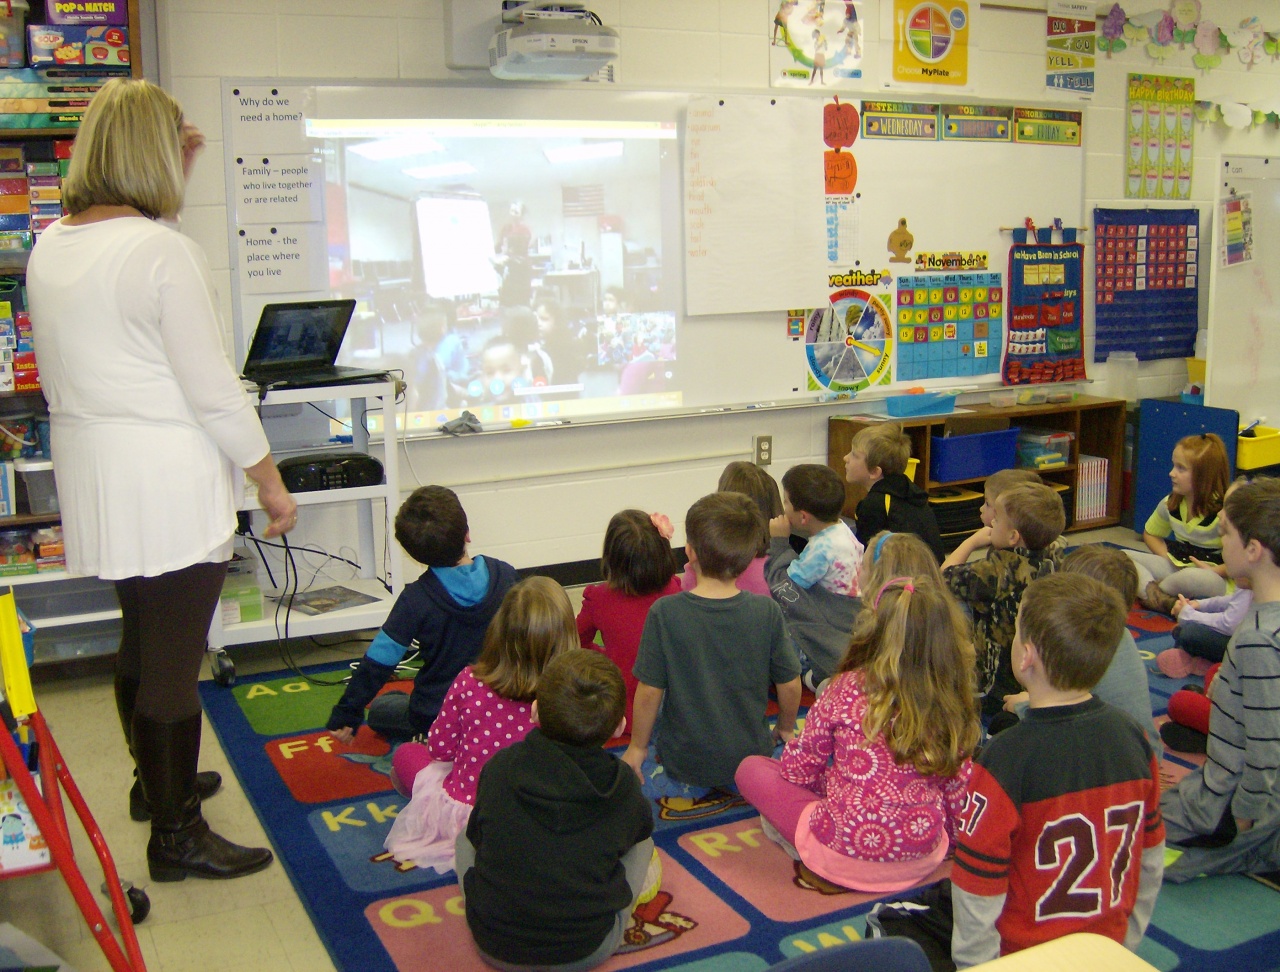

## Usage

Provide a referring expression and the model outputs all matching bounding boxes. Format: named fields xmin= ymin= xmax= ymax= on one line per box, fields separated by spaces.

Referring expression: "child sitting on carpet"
xmin=1161 ymin=477 xmax=1280 ymax=883
xmin=458 ymin=650 xmax=656 ymax=972
xmin=382 ymin=577 xmax=576 ymax=873
xmin=994 ymin=545 xmax=1162 ymax=761
xmin=1127 ymin=432 xmax=1230 ymax=614
xmin=680 ymin=460 xmax=782 ymax=596
xmin=951 ymin=573 xmax=1164 ymax=966
xmin=623 ymin=491 xmax=802 ymax=799
xmin=577 ymin=508 xmax=681 ymax=730
xmin=326 ymin=485 xmax=518 ymax=743
xmin=1155 ymin=478 xmax=1250 ymax=682
xmin=844 ymin=423 xmax=944 ymax=563
xmin=769 ymin=463 xmax=863 ymax=596
xmin=737 ymin=570 xmax=978 ymax=894
xmin=942 ymin=481 xmax=1066 ymax=717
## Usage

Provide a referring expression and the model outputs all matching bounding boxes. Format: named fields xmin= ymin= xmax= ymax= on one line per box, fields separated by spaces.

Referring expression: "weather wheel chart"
xmin=805 ymin=289 xmax=893 ymax=394
xmin=894 ymin=273 xmax=1003 ymax=380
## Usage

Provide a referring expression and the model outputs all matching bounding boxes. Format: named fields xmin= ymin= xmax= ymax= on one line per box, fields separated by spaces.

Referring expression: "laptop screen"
xmin=243 ymin=300 xmax=357 ymax=374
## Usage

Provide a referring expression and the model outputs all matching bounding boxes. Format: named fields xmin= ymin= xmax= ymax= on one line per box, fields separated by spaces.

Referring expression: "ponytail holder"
xmin=649 ymin=512 xmax=674 ymax=540
xmin=872 ymin=532 xmax=894 ymax=563
xmin=874 ymin=576 xmax=915 ymax=609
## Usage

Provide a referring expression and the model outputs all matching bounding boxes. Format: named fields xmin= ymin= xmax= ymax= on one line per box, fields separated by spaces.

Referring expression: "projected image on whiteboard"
xmin=314 ymin=117 xmax=680 ymax=431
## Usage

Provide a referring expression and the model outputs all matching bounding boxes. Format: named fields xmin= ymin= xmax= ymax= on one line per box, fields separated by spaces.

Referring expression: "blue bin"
xmin=885 ymin=392 xmax=957 ymax=417
xmin=930 ymin=427 xmax=1020 ymax=483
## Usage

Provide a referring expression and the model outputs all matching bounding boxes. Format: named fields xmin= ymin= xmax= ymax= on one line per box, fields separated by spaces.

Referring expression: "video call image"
xmin=316 ymin=116 xmax=683 ymax=431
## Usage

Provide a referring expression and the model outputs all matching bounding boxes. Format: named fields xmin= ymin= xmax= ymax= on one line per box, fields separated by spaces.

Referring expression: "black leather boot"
xmin=117 ymin=672 xmax=222 ymax=821
xmin=134 ymin=712 xmax=273 ymax=882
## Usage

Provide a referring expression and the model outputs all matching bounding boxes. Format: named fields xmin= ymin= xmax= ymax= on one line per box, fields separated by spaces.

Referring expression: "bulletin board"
xmin=221 ymin=81 xmax=1085 ymax=430
xmin=1206 ymin=156 xmax=1280 ymax=427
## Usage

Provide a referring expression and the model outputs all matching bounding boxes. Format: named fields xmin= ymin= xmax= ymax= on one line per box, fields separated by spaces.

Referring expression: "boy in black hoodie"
xmin=458 ymin=650 xmax=655 ymax=971
xmin=845 ymin=422 xmax=945 ymax=562
xmin=326 ymin=485 xmax=518 ymax=743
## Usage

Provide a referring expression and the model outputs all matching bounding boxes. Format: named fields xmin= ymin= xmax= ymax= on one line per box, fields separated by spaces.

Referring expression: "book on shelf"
xmin=1075 ymin=454 xmax=1109 ymax=521
xmin=286 ymin=585 xmax=380 ymax=616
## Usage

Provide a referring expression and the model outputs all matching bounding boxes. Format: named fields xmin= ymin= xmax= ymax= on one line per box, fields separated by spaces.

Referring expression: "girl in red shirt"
xmin=577 ymin=510 xmax=681 ymax=730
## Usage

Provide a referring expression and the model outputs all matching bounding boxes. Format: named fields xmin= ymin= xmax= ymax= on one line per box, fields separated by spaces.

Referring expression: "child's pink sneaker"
xmin=1188 ymin=656 xmax=1215 ymax=678
xmin=1157 ymin=648 xmax=1196 ymax=679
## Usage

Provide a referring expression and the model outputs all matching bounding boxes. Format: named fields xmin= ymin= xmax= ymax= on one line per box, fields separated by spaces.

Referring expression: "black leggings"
xmin=115 ymin=561 xmax=228 ymax=722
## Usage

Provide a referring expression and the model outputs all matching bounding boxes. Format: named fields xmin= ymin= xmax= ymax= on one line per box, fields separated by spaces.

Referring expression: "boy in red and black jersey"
xmin=950 ymin=573 xmax=1165 ymax=967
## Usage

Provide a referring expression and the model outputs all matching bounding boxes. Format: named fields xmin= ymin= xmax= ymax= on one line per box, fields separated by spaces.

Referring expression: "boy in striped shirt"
xmin=1162 ymin=477 xmax=1280 ymax=882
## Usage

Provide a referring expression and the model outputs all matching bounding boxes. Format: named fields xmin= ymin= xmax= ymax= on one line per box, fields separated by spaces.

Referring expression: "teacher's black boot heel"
xmin=134 ymin=712 xmax=273 ymax=881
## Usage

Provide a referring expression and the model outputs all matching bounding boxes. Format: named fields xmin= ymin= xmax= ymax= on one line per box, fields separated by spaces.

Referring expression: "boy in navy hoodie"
xmin=458 ymin=650 xmax=655 ymax=971
xmin=327 ymin=485 xmax=518 ymax=743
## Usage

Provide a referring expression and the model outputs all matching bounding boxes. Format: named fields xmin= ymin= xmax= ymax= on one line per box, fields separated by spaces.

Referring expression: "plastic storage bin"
xmin=886 ymin=392 xmax=956 ymax=417
xmin=13 ymin=458 xmax=57 ymax=514
xmin=930 ymin=427 xmax=1020 ymax=483
xmin=1237 ymin=426 xmax=1280 ymax=470
xmin=13 ymin=576 xmax=117 ymax=623
xmin=1016 ymin=430 xmax=1074 ymax=468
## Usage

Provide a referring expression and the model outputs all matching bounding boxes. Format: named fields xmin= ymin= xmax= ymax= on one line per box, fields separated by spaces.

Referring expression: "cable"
xmin=265 ymin=534 xmax=351 ymax=686
xmin=307 ymin=402 xmax=352 ymax=429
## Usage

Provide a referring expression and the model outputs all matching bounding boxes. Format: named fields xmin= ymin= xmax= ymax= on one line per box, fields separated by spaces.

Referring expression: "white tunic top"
xmin=26 ymin=217 xmax=270 ymax=580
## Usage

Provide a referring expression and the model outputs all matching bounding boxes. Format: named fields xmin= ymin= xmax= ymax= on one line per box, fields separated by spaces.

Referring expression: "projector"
xmin=489 ymin=17 xmax=619 ymax=81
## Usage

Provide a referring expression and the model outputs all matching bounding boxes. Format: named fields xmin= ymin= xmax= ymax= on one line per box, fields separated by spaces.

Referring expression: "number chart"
xmin=895 ymin=272 xmax=1003 ymax=380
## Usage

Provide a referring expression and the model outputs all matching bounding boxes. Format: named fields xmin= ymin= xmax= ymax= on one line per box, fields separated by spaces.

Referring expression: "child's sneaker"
xmin=1157 ymin=647 xmax=1196 ymax=679
xmin=636 ymin=847 xmax=663 ymax=904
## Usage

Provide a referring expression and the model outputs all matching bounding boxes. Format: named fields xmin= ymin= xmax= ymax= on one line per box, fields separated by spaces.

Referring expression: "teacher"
xmin=26 ymin=79 xmax=297 ymax=882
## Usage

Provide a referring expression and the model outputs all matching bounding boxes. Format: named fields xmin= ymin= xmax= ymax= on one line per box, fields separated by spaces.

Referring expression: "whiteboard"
xmin=222 ymin=81 xmax=1086 ymax=429
xmin=1206 ymin=156 xmax=1280 ymax=427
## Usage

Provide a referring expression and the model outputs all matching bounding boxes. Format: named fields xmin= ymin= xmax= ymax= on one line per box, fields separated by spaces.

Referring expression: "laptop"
xmin=241 ymin=299 xmax=388 ymax=389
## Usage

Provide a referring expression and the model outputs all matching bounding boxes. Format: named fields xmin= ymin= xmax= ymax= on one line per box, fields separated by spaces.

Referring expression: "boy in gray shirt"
xmin=623 ymin=492 xmax=801 ymax=796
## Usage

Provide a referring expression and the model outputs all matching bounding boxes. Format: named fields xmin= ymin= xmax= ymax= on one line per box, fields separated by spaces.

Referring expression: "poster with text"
xmin=771 ymin=1 xmax=865 ymax=89
xmin=891 ymin=0 xmax=969 ymax=87
xmin=1125 ymin=74 xmax=1194 ymax=200
xmin=1218 ymin=193 xmax=1253 ymax=268
xmin=1002 ymin=243 xmax=1086 ymax=385
xmin=1046 ymin=0 xmax=1094 ymax=95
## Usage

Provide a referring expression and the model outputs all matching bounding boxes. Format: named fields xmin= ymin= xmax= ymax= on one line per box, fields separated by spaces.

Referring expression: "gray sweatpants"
xmin=1161 ymin=790 xmax=1280 ymax=883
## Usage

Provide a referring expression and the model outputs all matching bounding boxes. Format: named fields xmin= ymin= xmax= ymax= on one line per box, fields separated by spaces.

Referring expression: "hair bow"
xmin=650 ymin=512 xmax=674 ymax=540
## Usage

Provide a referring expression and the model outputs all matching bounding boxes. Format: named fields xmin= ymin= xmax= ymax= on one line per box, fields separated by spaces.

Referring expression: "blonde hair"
xmin=63 ymin=78 xmax=185 ymax=220
xmin=861 ymin=531 xmax=945 ymax=593
xmin=472 ymin=577 xmax=576 ymax=702
xmin=983 ymin=468 xmax=1041 ymax=502
xmin=850 ymin=423 xmax=912 ymax=477
xmin=997 ymin=482 xmax=1065 ymax=550
xmin=839 ymin=577 xmax=978 ymax=776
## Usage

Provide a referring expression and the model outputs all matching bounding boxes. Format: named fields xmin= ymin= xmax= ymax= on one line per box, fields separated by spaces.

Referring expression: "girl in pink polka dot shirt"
xmin=385 ymin=576 xmax=577 ymax=873
xmin=737 ymin=535 xmax=980 ymax=893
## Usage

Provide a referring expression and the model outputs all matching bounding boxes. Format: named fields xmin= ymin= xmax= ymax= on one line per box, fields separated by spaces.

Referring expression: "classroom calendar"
xmin=894 ymin=272 xmax=1004 ymax=380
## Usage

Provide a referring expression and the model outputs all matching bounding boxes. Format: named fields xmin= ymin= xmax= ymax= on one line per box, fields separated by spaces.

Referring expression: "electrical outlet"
xmin=752 ymin=434 xmax=773 ymax=466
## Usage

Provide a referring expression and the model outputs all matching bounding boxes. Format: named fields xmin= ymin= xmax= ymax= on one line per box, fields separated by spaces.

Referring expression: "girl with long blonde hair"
xmin=736 ymin=572 xmax=979 ymax=892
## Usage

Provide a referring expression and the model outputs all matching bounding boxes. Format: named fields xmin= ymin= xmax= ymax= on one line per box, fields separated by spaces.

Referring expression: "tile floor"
xmin=0 ymin=526 xmax=1142 ymax=971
